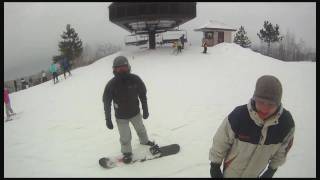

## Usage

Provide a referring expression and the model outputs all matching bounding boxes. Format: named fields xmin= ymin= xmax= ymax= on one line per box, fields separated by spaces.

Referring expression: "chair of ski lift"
xmin=160 ymin=29 xmax=187 ymax=46
xmin=124 ymin=34 xmax=149 ymax=46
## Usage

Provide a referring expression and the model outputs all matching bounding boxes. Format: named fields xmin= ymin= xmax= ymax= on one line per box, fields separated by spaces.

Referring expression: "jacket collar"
xmin=247 ymin=99 xmax=283 ymax=127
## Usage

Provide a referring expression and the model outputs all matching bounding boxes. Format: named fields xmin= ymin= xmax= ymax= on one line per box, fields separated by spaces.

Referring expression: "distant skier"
xmin=4 ymin=87 xmax=15 ymax=121
xmin=41 ymin=70 xmax=47 ymax=83
xmin=60 ymin=57 xmax=72 ymax=79
xmin=13 ymin=80 xmax=17 ymax=92
xmin=172 ymin=41 xmax=178 ymax=54
xmin=21 ymin=78 xmax=28 ymax=89
xmin=177 ymin=39 xmax=182 ymax=53
xmin=49 ymin=62 xmax=59 ymax=84
xmin=209 ymin=75 xmax=295 ymax=178
xmin=179 ymin=34 xmax=185 ymax=49
xmin=202 ymin=39 xmax=208 ymax=54
xmin=29 ymin=77 xmax=33 ymax=87
xmin=103 ymin=56 xmax=155 ymax=164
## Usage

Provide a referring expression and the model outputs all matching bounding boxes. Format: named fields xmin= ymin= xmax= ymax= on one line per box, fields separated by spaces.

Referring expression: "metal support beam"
xmin=148 ymin=30 xmax=156 ymax=49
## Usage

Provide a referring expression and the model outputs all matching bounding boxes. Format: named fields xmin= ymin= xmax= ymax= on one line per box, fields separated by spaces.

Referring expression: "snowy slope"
xmin=4 ymin=43 xmax=316 ymax=177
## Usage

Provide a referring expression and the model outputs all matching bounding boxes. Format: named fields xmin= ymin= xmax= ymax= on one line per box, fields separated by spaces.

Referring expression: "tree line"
xmin=233 ymin=21 xmax=316 ymax=62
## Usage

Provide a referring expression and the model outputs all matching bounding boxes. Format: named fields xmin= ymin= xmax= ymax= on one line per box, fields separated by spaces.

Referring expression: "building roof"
xmin=194 ymin=20 xmax=237 ymax=32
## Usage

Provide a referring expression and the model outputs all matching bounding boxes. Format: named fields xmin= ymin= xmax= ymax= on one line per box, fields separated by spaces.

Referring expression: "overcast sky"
xmin=4 ymin=2 xmax=316 ymax=81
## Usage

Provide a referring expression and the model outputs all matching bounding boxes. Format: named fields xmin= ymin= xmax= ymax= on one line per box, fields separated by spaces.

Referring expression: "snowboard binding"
xmin=149 ymin=144 xmax=161 ymax=155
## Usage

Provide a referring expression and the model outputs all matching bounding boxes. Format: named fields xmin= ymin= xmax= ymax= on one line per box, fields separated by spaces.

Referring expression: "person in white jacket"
xmin=209 ymin=75 xmax=295 ymax=178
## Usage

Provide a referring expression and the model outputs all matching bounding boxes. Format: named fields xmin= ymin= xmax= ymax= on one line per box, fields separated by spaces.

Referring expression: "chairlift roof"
xmin=109 ymin=2 xmax=196 ymax=34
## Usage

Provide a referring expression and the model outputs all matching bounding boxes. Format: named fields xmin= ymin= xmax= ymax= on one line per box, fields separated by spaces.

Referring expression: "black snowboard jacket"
xmin=103 ymin=73 xmax=148 ymax=121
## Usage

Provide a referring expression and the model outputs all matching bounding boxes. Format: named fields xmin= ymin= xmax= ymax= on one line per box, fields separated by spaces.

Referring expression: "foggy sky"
xmin=4 ymin=2 xmax=316 ymax=81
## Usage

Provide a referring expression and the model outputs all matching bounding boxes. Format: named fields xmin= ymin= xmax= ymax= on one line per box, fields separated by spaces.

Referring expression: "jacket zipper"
xmin=240 ymin=125 xmax=264 ymax=177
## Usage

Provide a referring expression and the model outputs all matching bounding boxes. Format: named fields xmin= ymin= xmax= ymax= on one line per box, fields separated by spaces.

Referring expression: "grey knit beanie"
xmin=113 ymin=56 xmax=129 ymax=67
xmin=253 ymin=75 xmax=282 ymax=105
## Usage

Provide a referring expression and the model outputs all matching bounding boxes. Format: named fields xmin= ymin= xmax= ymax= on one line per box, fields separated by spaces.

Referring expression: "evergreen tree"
xmin=233 ymin=26 xmax=251 ymax=48
xmin=58 ymin=24 xmax=83 ymax=66
xmin=257 ymin=21 xmax=283 ymax=55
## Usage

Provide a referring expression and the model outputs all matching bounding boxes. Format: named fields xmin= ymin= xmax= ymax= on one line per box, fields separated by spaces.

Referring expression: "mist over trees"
xmin=252 ymin=29 xmax=316 ymax=62
xmin=80 ymin=43 xmax=121 ymax=66
xmin=257 ymin=20 xmax=283 ymax=56
xmin=251 ymin=20 xmax=316 ymax=62
xmin=277 ymin=30 xmax=316 ymax=62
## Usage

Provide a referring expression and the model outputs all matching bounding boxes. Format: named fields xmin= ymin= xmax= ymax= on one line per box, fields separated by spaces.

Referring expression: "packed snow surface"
xmin=4 ymin=43 xmax=316 ymax=177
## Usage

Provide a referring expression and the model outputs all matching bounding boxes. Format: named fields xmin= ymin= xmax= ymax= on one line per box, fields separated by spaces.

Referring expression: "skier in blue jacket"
xmin=60 ymin=57 xmax=72 ymax=79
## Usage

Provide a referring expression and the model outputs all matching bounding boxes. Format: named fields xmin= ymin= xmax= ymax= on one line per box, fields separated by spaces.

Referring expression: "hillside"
xmin=4 ymin=43 xmax=316 ymax=177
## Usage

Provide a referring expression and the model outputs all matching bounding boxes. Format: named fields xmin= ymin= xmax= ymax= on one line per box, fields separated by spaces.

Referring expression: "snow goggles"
xmin=113 ymin=65 xmax=129 ymax=73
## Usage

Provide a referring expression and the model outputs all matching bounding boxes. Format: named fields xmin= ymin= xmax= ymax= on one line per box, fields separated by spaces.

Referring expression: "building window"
xmin=205 ymin=32 xmax=213 ymax=39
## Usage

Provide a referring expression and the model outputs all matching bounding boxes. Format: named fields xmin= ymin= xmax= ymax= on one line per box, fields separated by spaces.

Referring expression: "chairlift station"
xmin=109 ymin=2 xmax=197 ymax=49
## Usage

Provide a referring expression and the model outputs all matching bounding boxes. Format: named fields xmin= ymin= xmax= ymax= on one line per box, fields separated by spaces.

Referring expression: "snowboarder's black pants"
xmin=203 ymin=47 xmax=207 ymax=53
xmin=52 ymin=72 xmax=59 ymax=83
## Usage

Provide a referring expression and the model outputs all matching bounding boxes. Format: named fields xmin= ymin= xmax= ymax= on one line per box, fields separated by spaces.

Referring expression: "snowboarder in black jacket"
xmin=103 ymin=56 xmax=155 ymax=164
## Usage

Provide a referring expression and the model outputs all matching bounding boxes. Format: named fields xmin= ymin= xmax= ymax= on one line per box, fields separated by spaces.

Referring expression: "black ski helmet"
xmin=113 ymin=56 xmax=131 ymax=72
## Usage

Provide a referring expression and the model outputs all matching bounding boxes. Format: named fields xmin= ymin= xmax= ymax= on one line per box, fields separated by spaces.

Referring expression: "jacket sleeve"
xmin=137 ymin=76 xmax=148 ymax=113
xmin=269 ymin=126 xmax=295 ymax=169
xmin=102 ymin=80 xmax=113 ymax=122
xmin=209 ymin=117 xmax=235 ymax=164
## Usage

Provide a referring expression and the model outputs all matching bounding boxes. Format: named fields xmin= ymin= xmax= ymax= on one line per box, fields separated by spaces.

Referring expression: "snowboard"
xmin=99 ymin=144 xmax=180 ymax=169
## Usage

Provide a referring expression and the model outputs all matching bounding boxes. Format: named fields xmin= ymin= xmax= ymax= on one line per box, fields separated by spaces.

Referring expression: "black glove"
xmin=106 ymin=120 xmax=113 ymax=130
xmin=105 ymin=111 xmax=113 ymax=129
xmin=143 ymin=111 xmax=149 ymax=119
xmin=210 ymin=162 xmax=223 ymax=178
xmin=260 ymin=167 xmax=277 ymax=178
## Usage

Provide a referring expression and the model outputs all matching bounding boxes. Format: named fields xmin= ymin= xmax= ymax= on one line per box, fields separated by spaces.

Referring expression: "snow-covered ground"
xmin=4 ymin=43 xmax=316 ymax=177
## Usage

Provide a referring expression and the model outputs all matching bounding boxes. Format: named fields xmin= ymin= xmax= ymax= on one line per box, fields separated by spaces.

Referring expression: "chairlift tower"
xmin=109 ymin=2 xmax=196 ymax=49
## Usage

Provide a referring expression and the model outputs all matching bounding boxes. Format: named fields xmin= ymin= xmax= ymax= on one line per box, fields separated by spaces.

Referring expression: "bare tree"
xmin=264 ymin=30 xmax=316 ymax=62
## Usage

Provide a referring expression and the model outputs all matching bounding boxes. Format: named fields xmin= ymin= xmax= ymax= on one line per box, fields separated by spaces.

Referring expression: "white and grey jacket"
xmin=209 ymin=99 xmax=295 ymax=177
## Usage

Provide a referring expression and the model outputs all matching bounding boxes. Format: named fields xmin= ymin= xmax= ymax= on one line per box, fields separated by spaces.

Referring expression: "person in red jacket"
xmin=4 ymin=88 xmax=15 ymax=120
